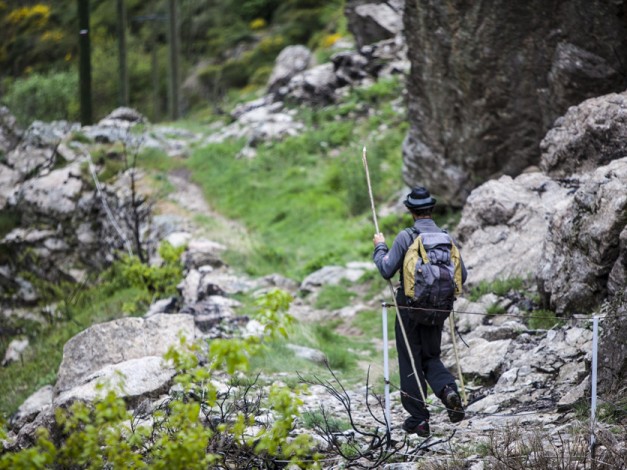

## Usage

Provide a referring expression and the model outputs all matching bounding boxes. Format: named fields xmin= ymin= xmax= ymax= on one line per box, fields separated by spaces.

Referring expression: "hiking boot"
xmin=442 ymin=385 xmax=465 ymax=423
xmin=402 ymin=418 xmax=430 ymax=437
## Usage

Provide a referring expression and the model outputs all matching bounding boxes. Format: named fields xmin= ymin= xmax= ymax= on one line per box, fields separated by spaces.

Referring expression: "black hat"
xmin=404 ymin=186 xmax=436 ymax=210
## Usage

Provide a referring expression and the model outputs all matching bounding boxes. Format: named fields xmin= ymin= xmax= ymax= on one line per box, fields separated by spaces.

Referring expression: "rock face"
xmin=537 ymin=158 xmax=627 ymax=314
xmin=459 ymin=91 xmax=627 ymax=315
xmin=457 ymin=171 xmax=573 ymax=285
xmin=540 ymin=91 xmax=627 ymax=178
xmin=402 ymin=0 xmax=627 ymax=206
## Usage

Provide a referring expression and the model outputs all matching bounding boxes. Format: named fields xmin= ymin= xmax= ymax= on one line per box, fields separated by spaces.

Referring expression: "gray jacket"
xmin=373 ymin=218 xmax=468 ymax=283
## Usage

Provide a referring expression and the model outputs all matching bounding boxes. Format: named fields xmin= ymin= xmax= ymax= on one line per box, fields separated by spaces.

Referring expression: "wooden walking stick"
xmin=362 ymin=146 xmax=428 ymax=406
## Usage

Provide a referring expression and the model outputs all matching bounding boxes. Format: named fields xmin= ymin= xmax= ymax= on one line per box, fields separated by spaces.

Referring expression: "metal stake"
xmin=382 ymin=302 xmax=391 ymax=432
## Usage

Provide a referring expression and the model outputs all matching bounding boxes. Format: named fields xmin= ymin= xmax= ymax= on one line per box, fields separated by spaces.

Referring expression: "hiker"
xmin=372 ymin=186 xmax=467 ymax=437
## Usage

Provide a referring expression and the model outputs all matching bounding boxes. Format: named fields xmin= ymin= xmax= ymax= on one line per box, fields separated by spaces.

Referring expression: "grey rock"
xmin=2 ymin=337 xmax=30 ymax=366
xmin=402 ymin=0 xmax=627 ymax=207
xmin=10 ymin=386 xmax=53 ymax=430
xmin=537 ymin=158 xmax=627 ymax=314
xmin=540 ymin=91 xmax=627 ymax=178
xmin=345 ymin=0 xmax=404 ymax=48
xmin=457 ymin=171 xmax=574 ymax=285
xmin=455 ymin=338 xmax=512 ymax=382
xmin=182 ymin=238 xmax=225 ymax=270
xmin=278 ymin=64 xmax=339 ymax=105
xmin=286 ymin=344 xmax=327 ymax=365
xmin=0 ymin=106 xmax=21 ymax=154
xmin=0 ymin=164 xmax=20 ymax=209
xmin=267 ymin=45 xmax=313 ymax=93
xmin=300 ymin=264 xmax=372 ymax=292
xmin=55 ymin=356 xmax=175 ymax=408
xmin=54 ymin=314 xmax=195 ymax=394
xmin=11 ymin=163 xmax=83 ymax=223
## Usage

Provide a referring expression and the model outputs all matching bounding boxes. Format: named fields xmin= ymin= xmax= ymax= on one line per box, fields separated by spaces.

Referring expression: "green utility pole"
xmin=167 ymin=0 xmax=180 ymax=120
xmin=78 ymin=0 xmax=92 ymax=125
xmin=117 ymin=0 xmax=129 ymax=106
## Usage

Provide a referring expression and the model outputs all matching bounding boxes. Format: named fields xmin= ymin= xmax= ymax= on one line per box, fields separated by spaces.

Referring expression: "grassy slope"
xmin=186 ymin=78 xmax=407 ymax=280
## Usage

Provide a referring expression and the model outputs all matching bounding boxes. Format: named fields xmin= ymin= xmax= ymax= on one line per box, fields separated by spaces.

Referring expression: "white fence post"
xmin=382 ymin=302 xmax=391 ymax=432
xmin=590 ymin=315 xmax=599 ymax=464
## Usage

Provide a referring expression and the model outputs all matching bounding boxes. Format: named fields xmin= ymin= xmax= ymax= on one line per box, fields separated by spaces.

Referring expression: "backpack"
xmin=402 ymin=228 xmax=463 ymax=326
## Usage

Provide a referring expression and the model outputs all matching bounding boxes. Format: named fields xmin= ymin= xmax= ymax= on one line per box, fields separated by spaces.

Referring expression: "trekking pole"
xmin=448 ymin=313 xmax=468 ymax=406
xmin=362 ymin=147 xmax=428 ymax=407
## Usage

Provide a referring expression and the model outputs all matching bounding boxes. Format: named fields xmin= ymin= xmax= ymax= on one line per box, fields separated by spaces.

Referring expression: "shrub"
xmin=2 ymin=70 xmax=79 ymax=125
xmin=0 ymin=290 xmax=320 ymax=469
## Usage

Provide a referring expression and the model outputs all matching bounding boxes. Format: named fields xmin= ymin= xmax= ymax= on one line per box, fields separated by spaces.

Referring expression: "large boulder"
xmin=537 ymin=157 xmax=627 ymax=315
xmin=402 ymin=0 xmax=627 ymax=207
xmin=457 ymin=170 xmax=574 ymax=284
xmin=540 ymin=91 xmax=627 ymax=178
xmin=267 ymin=45 xmax=313 ymax=93
xmin=54 ymin=314 xmax=195 ymax=395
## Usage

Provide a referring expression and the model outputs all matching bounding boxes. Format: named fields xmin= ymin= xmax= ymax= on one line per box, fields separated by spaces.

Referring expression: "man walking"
xmin=372 ymin=186 xmax=467 ymax=437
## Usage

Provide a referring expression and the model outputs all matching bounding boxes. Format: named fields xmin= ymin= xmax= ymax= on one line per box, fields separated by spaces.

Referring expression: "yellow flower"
xmin=321 ymin=33 xmax=342 ymax=49
xmin=249 ymin=18 xmax=266 ymax=31
xmin=7 ymin=4 xmax=51 ymax=28
xmin=41 ymin=29 xmax=64 ymax=43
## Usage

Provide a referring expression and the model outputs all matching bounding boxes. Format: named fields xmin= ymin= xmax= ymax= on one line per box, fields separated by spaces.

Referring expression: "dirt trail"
xmin=153 ymin=168 xmax=255 ymax=253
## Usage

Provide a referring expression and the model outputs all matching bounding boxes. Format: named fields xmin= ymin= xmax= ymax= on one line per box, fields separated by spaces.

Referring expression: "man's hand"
xmin=373 ymin=233 xmax=385 ymax=246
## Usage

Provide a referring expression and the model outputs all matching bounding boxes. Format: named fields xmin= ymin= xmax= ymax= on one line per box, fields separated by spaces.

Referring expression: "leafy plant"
xmin=469 ymin=277 xmax=526 ymax=302
xmin=0 ymin=291 xmax=321 ymax=469
xmin=3 ymin=70 xmax=79 ymax=125
xmin=526 ymin=309 xmax=564 ymax=330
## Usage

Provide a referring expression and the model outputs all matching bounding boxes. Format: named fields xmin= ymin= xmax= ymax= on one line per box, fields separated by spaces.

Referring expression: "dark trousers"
xmin=395 ymin=303 xmax=456 ymax=422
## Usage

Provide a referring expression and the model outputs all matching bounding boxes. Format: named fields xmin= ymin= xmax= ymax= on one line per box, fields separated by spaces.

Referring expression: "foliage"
xmin=186 ymin=79 xmax=406 ymax=280
xmin=0 ymin=291 xmax=321 ymax=469
xmin=526 ymin=309 xmax=564 ymax=330
xmin=2 ymin=70 xmax=79 ymax=125
xmin=468 ymin=277 xmax=526 ymax=302
xmin=108 ymin=241 xmax=185 ymax=313
xmin=0 ymin=242 xmax=185 ymax=417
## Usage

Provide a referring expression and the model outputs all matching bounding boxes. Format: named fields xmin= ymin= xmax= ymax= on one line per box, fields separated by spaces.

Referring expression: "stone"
xmin=402 ymin=0 xmax=627 ymax=207
xmin=286 ymin=344 xmax=327 ymax=365
xmin=300 ymin=264 xmax=371 ymax=292
xmin=454 ymin=338 xmax=512 ymax=382
xmin=2 ymin=337 xmax=30 ymax=366
xmin=537 ymin=158 xmax=627 ymax=314
xmin=11 ymin=163 xmax=84 ymax=223
xmin=0 ymin=106 xmax=21 ymax=154
xmin=10 ymin=386 xmax=53 ymax=430
xmin=345 ymin=0 xmax=404 ymax=48
xmin=182 ymin=238 xmax=226 ymax=270
xmin=540 ymin=91 xmax=627 ymax=178
xmin=55 ymin=356 xmax=175 ymax=408
xmin=457 ymin=171 xmax=575 ymax=285
xmin=54 ymin=314 xmax=195 ymax=394
xmin=278 ymin=64 xmax=339 ymax=105
xmin=267 ymin=45 xmax=313 ymax=93
xmin=0 ymin=164 xmax=20 ymax=210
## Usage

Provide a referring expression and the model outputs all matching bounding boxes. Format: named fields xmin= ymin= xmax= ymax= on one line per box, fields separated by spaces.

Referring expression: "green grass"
xmin=184 ymin=80 xmax=407 ymax=280
xmin=314 ymin=283 xmax=356 ymax=310
xmin=469 ymin=277 xmax=526 ymax=302
xmin=526 ymin=309 xmax=564 ymax=330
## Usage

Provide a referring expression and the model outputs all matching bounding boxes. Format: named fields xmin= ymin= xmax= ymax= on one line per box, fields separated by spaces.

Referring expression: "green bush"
xmin=3 ymin=70 xmax=79 ymax=125
xmin=526 ymin=309 xmax=564 ymax=330
xmin=0 ymin=290 xmax=320 ymax=469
